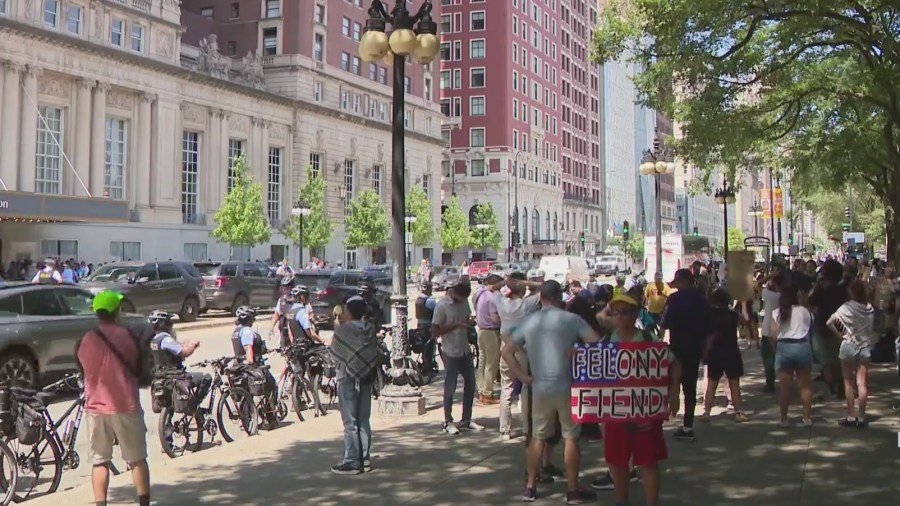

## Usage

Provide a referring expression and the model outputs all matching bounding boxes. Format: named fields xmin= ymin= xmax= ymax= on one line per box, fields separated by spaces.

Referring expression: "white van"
xmin=538 ymin=255 xmax=590 ymax=285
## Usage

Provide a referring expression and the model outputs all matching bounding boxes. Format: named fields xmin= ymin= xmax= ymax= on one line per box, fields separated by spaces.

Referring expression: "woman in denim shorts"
xmin=769 ymin=283 xmax=814 ymax=428
xmin=827 ymin=279 xmax=876 ymax=428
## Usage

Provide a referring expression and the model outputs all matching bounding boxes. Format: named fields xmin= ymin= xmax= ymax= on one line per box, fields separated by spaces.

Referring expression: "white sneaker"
xmin=500 ymin=432 xmax=512 ymax=441
xmin=459 ymin=420 xmax=486 ymax=431
xmin=442 ymin=422 xmax=460 ymax=435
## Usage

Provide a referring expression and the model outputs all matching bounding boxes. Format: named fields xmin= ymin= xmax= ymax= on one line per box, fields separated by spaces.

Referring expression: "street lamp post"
xmin=290 ymin=199 xmax=312 ymax=268
xmin=359 ymin=0 xmax=439 ymax=398
xmin=748 ymin=202 xmax=763 ymax=237
xmin=714 ymin=176 xmax=737 ymax=257
xmin=639 ymin=133 xmax=676 ymax=276
xmin=476 ymin=222 xmax=489 ymax=260
xmin=404 ymin=212 xmax=417 ymax=267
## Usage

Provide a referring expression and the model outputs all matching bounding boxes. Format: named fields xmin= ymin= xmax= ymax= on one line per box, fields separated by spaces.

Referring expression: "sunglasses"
xmin=611 ymin=309 xmax=637 ymax=317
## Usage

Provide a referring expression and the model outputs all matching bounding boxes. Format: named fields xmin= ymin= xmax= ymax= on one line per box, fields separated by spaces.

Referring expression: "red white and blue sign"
xmin=570 ymin=341 xmax=670 ymax=424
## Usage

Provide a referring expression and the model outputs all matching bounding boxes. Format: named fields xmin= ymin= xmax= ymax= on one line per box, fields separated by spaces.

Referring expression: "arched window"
xmin=545 ymin=210 xmax=551 ymax=240
xmin=553 ymin=212 xmax=558 ymax=240
xmin=468 ymin=205 xmax=479 ymax=226
xmin=522 ymin=207 xmax=529 ymax=245
xmin=532 ymin=208 xmax=540 ymax=242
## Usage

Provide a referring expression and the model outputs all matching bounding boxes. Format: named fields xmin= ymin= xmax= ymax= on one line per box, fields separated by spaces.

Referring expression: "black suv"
xmin=81 ymin=261 xmax=205 ymax=321
xmin=310 ymin=270 xmax=391 ymax=328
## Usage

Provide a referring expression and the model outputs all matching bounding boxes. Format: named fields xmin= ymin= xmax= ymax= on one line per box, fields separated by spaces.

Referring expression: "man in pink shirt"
xmin=75 ymin=290 xmax=150 ymax=506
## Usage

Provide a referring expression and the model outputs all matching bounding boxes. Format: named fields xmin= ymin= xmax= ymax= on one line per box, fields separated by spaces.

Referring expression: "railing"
xmin=182 ymin=213 xmax=205 ymax=225
xmin=132 ymin=0 xmax=151 ymax=13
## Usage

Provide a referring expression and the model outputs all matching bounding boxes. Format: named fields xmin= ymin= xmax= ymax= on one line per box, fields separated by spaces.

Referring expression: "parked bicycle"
xmin=272 ymin=342 xmax=330 ymax=422
xmin=0 ymin=384 xmax=20 ymax=506
xmin=154 ymin=357 xmax=257 ymax=459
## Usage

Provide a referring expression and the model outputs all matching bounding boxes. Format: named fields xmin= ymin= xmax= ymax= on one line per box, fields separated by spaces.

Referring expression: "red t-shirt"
xmin=76 ymin=323 xmax=142 ymax=415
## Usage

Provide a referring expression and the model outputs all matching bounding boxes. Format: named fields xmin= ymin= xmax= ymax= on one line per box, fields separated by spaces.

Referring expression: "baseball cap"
xmin=609 ymin=294 xmax=639 ymax=308
xmin=93 ymin=290 xmax=124 ymax=313
xmin=539 ymin=280 xmax=563 ymax=301
xmin=670 ymin=268 xmax=694 ymax=285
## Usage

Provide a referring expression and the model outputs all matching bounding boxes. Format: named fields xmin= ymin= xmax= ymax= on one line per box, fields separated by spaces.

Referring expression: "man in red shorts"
xmin=603 ymin=294 xmax=667 ymax=506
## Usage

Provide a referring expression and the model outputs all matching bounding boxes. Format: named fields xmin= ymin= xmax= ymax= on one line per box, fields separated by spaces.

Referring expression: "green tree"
xmin=344 ymin=189 xmax=389 ymax=249
xmin=727 ymin=228 xmax=747 ymax=252
xmin=406 ymin=186 xmax=434 ymax=247
xmin=469 ymin=203 xmax=503 ymax=251
xmin=439 ymin=196 xmax=471 ymax=253
xmin=281 ymin=166 xmax=333 ymax=257
xmin=798 ymin=187 xmax=885 ymax=246
xmin=592 ymin=0 xmax=900 ymax=262
xmin=211 ymin=153 xmax=271 ymax=249
xmin=610 ymin=233 xmax=645 ymax=263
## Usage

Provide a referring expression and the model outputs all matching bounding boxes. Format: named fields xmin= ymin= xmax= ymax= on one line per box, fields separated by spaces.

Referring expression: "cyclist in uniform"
xmin=232 ymin=306 xmax=278 ymax=403
xmin=288 ymin=285 xmax=324 ymax=346
xmin=357 ymin=279 xmax=385 ymax=329
xmin=415 ymin=282 xmax=438 ymax=374
xmin=31 ymin=258 xmax=62 ymax=284
xmin=271 ymin=282 xmax=298 ymax=347
xmin=148 ymin=310 xmax=212 ymax=403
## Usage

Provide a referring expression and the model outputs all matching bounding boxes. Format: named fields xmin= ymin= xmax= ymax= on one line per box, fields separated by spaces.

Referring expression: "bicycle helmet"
xmin=147 ymin=310 xmax=174 ymax=329
xmin=280 ymin=274 xmax=295 ymax=286
xmin=290 ymin=285 xmax=309 ymax=297
xmin=615 ymin=273 xmax=627 ymax=285
xmin=357 ymin=279 xmax=376 ymax=295
xmin=235 ymin=305 xmax=256 ymax=325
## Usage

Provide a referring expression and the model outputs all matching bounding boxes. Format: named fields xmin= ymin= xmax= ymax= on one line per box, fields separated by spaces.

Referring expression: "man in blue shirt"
xmin=148 ymin=310 xmax=211 ymax=404
xmin=287 ymin=286 xmax=323 ymax=345
xmin=414 ymin=282 xmax=439 ymax=374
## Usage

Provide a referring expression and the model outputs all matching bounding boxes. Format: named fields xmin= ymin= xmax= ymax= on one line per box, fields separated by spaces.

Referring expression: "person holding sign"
xmin=502 ymin=281 xmax=601 ymax=504
xmin=602 ymin=294 xmax=667 ymax=506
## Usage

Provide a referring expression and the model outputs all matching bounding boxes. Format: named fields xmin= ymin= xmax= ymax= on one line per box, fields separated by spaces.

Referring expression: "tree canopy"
xmin=406 ymin=186 xmax=435 ymax=247
xmin=469 ymin=203 xmax=503 ymax=251
xmin=439 ymin=196 xmax=471 ymax=253
xmin=592 ymin=0 xmax=900 ymax=261
xmin=344 ymin=189 xmax=390 ymax=249
xmin=211 ymin=153 xmax=271 ymax=248
xmin=281 ymin=165 xmax=333 ymax=254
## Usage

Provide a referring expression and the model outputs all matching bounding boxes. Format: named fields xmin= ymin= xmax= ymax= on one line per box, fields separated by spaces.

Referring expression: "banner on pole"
xmin=570 ymin=341 xmax=669 ymax=424
xmin=760 ymin=189 xmax=772 ymax=220
xmin=773 ymin=188 xmax=784 ymax=219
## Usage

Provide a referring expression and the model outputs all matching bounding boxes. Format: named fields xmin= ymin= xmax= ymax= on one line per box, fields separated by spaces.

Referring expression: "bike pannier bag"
xmin=408 ymin=328 xmax=426 ymax=354
xmin=246 ymin=367 xmax=270 ymax=396
xmin=15 ymin=403 xmax=43 ymax=446
xmin=172 ymin=376 xmax=198 ymax=415
xmin=151 ymin=378 xmax=172 ymax=414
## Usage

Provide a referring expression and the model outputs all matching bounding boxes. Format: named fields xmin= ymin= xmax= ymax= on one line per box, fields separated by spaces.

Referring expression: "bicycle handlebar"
xmin=42 ymin=372 xmax=83 ymax=392
xmin=191 ymin=356 xmax=234 ymax=369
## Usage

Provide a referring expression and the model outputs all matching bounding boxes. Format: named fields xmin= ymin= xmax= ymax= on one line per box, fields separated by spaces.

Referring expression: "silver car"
xmin=431 ymin=265 xmax=462 ymax=290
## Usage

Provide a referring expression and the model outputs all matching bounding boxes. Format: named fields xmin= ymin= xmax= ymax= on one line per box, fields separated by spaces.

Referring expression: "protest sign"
xmin=570 ymin=341 xmax=669 ymax=424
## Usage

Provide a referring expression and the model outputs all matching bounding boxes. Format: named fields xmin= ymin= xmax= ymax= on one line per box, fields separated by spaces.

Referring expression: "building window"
xmin=227 ymin=139 xmax=244 ymax=191
xmin=353 ymin=94 xmax=360 ymax=113
xmin=131 ymin=25 xmax=144 ymax=52
xmin=309 ymin=152 xmax=322 ymax=179
xmin=182 ymin=131 xmax=200 ymax=224
xmin=267 ymin=147 xmax=282 ymax=223
xmin=440 ymin=14 xmax=451 ymax=32
xmin=440 ymin=42 xmax=451 ymax=61
xmin=378 ymin=102 xmax=386 ymax=121
xmin=379 ymin=67 xmax=387 ymax=84
xmin=344 ymin=249 xmax=358 ymax=269
xmin=104 ymin=118 xmax=126 ymax=200
xmin=470 ymin=159 xmax=486 ymax=177
xmin=230 ymin=2 xmax=239 ymax=18
xmin=441 ymin=160 xmax=451 ymax=177
xmin=470 ymin=11 xmax=485 ymax=30
xmin=368 ymin=98 xmax=376 ymax=117
xmin=341 ymin=52 xmax=350 ymax=71
xmin=404 ymin=110 xmax=411 ymax=128
xmin=314 ymin=4 xmax=324 ymax=23
xmin=352 ymin=22 xmax=362 ymax=41
xmin=265 ymin=0 xmax=280 ymax=17
xmin=372 ymin=164 xmax=382 ymax=196
xmin=35 ymin=106 xmax=63 ymax=194
xmin=453 ymin=68 xmax=461 ymax=88
xmin=369 ymin=63 xmax=377 ymax=80
xmin=470 ymin=68 xmax=485 ymax=87
xmin=41 ymin=240 xmax=79 ymax=260
xmin=470 ymin=128 xmax=485 ymax=147
xmin=342 ymin=17 xmax=351 ymax=37
xmin=341 ymin=90 xmax=350 ymax=110
xmin=184 ymin=243 xmax=208 ymax=261
xmin=440 ymin=71 xmax=450 ymax=90
xmin=343 ymin=159 xmax=355 ymax=216
xmin=200 ymin=7 xmax=213 ymax=18
xmin=110 ymin=19 xmax=124 ymax=46
xmin=66 ymin=5 xmax=81 ymax=34
xmin=470 ymin=39 xmax=485 ymax=59
xmin=313 ymin=33 xmax=324 ymax=61
xmin=109 ymin=241 xmax=141 ymax=262
xmin=43 ymin=0 xmax=58 ymax=27
xmin=404 ymin=76 xmax=411 ymax=93
xmin=440 ymin=99 xmax=450 ymax=116
xmin=262 ymin=27 xmax=278 ymax=55
xmin=226 ymin=41 xmax=237 ymax=55
xmin=470 ymin=96 xmax=485 ymax=116
xmin=351 ymin=55 xmax=361 ymax=75
xmin=313 ymin=81 xmax=322 ymax=102
xmin=422 ymin=174 xmax=430 ymax=198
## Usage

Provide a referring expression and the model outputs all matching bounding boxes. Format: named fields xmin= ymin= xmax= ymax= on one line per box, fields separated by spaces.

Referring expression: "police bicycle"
xmin=155 ymin=357 xmax=257 ymax=458
xmin=273 ymin=343 xmax=327 ymax=422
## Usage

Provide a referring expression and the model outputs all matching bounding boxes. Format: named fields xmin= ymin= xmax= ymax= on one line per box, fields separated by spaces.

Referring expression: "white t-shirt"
xmin=494 ymin=293 xmax=540 ymax=338
xmin=761 ymin=287 xmax=780 ymax=337
xmin=772 ymin=306 xmax=812 ymax=341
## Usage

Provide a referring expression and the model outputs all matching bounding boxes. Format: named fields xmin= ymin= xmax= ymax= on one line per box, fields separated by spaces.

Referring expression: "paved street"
xmin=29 ymin=326 xmax=900 ymax=505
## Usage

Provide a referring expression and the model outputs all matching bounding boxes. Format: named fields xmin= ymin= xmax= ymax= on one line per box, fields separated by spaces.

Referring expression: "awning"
xmin=0 ymin=191 xmax=130 ymax=223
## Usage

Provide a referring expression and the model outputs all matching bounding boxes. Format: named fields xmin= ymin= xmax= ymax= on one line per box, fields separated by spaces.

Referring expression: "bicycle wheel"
xmin=308 ymin=373 xmax=327 ymax=417
xmin=5 ymin=429 xmax=63 ymax=502
xmin=157 ymin=408 xmax=204 ymax=459
xmin=216 ymin=387 xmax=258 ymax=443
xmin=0 ymin=440 xmax=19 ymax=506
xmin=275 ymin=374 xmax=290 ymax=422
xmin=290 ymin=376 xmax=312 ymax=422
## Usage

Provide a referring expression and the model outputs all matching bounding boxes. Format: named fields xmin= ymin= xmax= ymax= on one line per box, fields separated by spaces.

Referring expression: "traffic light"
xmin=512 ymin=231 xmax=520 ymax=245
xmin=579 ymin=231 xmax=585 ymax=245
xmin=844 ymin=206 xmax=851 ymax=219
xmin=692 ymin=226 xmax=699 ymax=237
xmin=622 ymin=220 xmax=630 ymax=241
xmin=788 ymin=234 xmax=794 ymax=246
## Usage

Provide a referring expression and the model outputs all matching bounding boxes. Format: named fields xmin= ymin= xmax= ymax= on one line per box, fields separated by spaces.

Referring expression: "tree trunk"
xmin=885 ymin=194 xmax=900 ymax=268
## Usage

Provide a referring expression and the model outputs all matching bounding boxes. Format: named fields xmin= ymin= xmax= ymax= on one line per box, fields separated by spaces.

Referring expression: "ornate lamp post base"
xmin=376 ymin=294 xmax=426 ymax=416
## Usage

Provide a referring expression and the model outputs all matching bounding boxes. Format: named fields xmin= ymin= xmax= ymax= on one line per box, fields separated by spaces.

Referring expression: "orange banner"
xmin=760 ymin=189 xmax=772 ymax=220
xmin=773 ymin=188 xmax=784 ymax=219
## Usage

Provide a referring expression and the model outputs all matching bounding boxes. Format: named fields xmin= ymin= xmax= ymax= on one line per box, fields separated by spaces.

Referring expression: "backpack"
xmin=74 ymin=321 xmax=155 ymax=388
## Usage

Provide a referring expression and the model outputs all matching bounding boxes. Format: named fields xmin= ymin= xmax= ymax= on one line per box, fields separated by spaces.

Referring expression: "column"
xmin=135 ymin=93 xmax=153 ymax=207
xmin=18 ymin=65 xmax=40 ymax=193
xmin=220 ymin=112 xmax=230 ymax=201
xmin=204 ymin=108 xmax=222 ymax=214
xmin=0 ymin=63 xmax=22 ymax=191
xmin=260 ymin=120 xmax=270 ymax=192
xmin=90 ymin=82 xmax=109 ymax=197
xmin=73 ymin=79 xmax=93 ymax=196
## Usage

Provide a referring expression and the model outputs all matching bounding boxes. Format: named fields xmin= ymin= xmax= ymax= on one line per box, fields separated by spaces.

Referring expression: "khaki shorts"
xmin=86 ymin=413 xmax=148 ymax=465
xmin=532 ymin=393 xmax=579 ymax=440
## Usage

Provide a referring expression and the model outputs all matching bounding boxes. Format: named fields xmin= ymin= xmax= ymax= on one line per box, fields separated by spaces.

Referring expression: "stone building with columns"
xmin=0 ymin=0 xmax=443 ymax=266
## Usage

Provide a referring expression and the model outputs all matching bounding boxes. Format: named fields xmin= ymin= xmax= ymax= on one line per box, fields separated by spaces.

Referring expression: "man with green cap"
xmin=75 ymin=290 xmax=151 ymax=506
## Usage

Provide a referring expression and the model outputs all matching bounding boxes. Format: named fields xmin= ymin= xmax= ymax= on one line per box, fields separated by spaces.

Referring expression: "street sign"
xmin=843 ymin=232 xmax=865 ymax=244
xmin=744 ymin=236 xmax=771 ymax=248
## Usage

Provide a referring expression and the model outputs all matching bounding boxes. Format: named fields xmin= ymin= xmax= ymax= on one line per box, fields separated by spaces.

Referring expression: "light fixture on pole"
xmin=404 ymin=212 xmax=417 ymax=267
xmin=358 ymin=0 xmax=438 ymax=401
xmin=476 ymin=222 xmax=489 ymax=261
xmin=291 ymin=199 xmax=312 ymax=268
xmin=748 ymin=201 xmax=763 ymax=237
xmin=714 ymin=177 xmax=737 ymax=257
xmin=638 ymin=133 xmax=675 ymax=277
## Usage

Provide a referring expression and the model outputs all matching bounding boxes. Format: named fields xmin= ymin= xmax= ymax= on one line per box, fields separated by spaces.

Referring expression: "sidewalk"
xmin=30 ymin=350 xmax=900 ymax=505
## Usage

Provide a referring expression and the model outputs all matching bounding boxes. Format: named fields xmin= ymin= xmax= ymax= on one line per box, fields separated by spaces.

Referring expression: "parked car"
xmin=468 ymin=261 xmax=494 ymax=281
xmin=0 ymin=284 xmax=150 ymax=387
xmin=292 ymin=269 xmax=334 ymax=327
xmin=81 ymin=261 xmax=205 ymax=321
xmin=310 ymin=270 xmax=391 ymax=329
xmin=595 ymin=255 xmax=628 ymax=276
xmin=526 ymin=260 xmax=545 ymax=280
xmin=539 ymin=255 xmax=591 ymax=285
xmin=431 ymin=265 xmax=462 ymax=290
xmin=195 ymin=261 xmax=279 ymax=315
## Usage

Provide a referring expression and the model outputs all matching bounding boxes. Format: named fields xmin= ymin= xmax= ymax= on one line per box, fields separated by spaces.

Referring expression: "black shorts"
xmin=706 ymin=351 xmax=744 ymax=380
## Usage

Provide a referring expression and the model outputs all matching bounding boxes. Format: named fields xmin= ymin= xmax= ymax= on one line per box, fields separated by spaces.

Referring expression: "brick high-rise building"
xmin=439 ymin=0 xmax=597 ymax=261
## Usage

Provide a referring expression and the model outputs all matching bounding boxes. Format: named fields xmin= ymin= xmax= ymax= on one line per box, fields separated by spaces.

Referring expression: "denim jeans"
xmin=337 ymin=377 xmax=373 ymax=468
xmin=443 ymin=353 xmax=476 ymax=423
xmin=761 ymin=337 xmax=776 ymax=387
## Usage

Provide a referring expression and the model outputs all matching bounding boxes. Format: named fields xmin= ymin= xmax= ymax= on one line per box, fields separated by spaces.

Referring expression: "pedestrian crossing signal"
xmin=622 ymin=221 xmax=630 ymax=241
